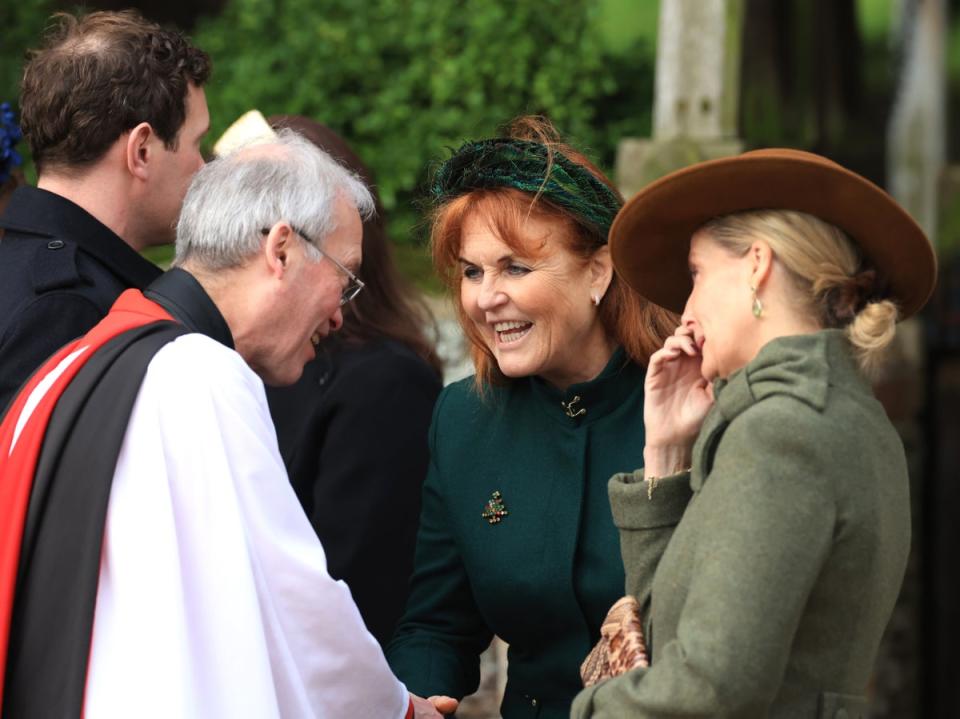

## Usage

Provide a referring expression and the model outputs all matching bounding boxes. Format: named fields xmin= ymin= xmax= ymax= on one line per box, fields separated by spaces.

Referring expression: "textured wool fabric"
xmin=572 ymin=330 xmax=908 ymax=718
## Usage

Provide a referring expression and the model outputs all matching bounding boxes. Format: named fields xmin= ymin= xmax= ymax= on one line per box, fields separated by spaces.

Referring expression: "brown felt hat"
xmin=610 ymin=148 xmax=937 ymax=318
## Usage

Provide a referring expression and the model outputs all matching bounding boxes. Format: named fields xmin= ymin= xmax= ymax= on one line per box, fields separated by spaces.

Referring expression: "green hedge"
xmin=192 ymin=0 xmax=654 ymax=245
xmin=2 ymin=0 xmax=655 ymax=260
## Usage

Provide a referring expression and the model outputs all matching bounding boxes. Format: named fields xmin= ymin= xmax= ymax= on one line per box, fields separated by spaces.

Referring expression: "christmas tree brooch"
xmin=481 ymin=490 xmax=509 ymax=525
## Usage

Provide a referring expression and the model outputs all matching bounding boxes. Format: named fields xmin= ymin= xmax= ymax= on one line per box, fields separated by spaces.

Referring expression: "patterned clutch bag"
xmin=580 ymin=595 xmax=649 ymax=687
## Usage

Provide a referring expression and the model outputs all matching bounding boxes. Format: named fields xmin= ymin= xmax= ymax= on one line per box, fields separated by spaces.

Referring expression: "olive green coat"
xmin=572 ymin=330 xmax=910 ymax=719
xmin=387 ymin=350 xmax=689 ymax=718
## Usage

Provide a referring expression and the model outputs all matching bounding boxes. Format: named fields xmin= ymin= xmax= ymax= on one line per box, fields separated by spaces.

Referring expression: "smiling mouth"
xmin=493 ymin=320 xmax=533 ymax=344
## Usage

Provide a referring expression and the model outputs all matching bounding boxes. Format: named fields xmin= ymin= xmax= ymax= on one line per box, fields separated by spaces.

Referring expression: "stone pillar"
xmin=616 ymin=0 xmax=745 ymax=197
xmin=653 ymin=0 xmax=742 ymax=141
xmin=887 ymin=0 xmax=947 ymax=241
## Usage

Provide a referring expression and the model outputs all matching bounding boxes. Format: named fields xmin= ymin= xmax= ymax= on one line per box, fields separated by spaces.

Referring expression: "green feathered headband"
xmin=430 ymin=138 xmax=622 ymax=241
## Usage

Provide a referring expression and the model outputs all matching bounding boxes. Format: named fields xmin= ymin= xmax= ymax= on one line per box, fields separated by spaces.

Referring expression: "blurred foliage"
xmin=856 ymin=0 xmax=892 ymax=41
xmin=0 ymin=0 xmax=53 ymax=184
xmin=596 ymin=0 xmax=659 ymax=53
xmin=191 ymin=0 xmax=654 ymax=246
xmin=0 ymin=1 xmax=51 ymax=107
xmin=939 ymin=175 xmax=960 ymax=257
xmin=141 ymin=243 xmax=175 ymax=268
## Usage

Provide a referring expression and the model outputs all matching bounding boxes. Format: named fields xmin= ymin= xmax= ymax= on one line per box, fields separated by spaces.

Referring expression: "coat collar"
xmin=144 ymin=268 xmax=235 ymax=350
xmin=0 ymin=186 xmax=161 ymax=289
xmin=690 ymin=329 xmax=868 ymax=491
xmin=528 ymin=346 xmax=645 ymax=427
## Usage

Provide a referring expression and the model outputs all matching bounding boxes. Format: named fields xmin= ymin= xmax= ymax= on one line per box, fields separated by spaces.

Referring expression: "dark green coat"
xmin=572 ymin=330 xmax=910 ymax=718
xmin=387 ymin=350 xmax=688 ymax=718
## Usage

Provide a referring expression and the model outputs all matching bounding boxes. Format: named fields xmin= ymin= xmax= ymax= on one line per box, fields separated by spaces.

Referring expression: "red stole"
xmin=0 ymin=289 xmax=172 ymax=706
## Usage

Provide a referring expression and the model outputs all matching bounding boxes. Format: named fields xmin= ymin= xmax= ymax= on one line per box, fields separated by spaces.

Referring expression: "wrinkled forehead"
xmin=457 ymin=191 xmax=574 ymax=259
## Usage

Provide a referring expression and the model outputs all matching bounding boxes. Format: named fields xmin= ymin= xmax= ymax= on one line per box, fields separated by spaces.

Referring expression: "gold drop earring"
xmin=751 ymin=286 xmax=763 ymax=318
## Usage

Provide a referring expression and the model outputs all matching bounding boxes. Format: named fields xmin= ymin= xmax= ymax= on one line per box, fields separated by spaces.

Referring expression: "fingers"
xmin=409 ymin=693 xmax=445 ymax=718
xmin=428 ymin=695 xmax=460 ymax=714
xmin=648 ymin=333 xmax=699 ymax=378
xmin=652 ymin=325 xmax=698 ymax=361
xmin=662 ymin=333 xmax=698 ymax=357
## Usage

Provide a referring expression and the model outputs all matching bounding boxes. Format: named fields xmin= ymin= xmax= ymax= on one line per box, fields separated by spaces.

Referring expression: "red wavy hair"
xmin=431 ymin=117 xmax=677 ymax=390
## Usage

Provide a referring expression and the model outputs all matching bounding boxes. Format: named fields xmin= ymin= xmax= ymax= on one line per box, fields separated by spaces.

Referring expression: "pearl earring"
xmin=592 ymin=294 xmax=601 ymax=307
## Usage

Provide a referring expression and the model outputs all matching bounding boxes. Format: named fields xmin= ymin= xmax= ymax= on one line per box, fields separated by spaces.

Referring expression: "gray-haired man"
xmin=0 ymin=132 xmax=452 ymax=718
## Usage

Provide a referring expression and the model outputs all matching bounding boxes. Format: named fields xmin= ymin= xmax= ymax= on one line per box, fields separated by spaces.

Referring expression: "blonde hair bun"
xmin=847 ymin=299 xmax=898 ymax=377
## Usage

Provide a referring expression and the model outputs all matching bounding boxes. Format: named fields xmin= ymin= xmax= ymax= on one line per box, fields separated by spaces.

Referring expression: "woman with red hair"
xmin=386 ymin=117 xmax=683 ymax=719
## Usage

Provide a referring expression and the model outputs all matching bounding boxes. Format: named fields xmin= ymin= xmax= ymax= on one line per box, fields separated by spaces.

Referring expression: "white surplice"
xmin=83 ymin=334 xmax=409 ymax=719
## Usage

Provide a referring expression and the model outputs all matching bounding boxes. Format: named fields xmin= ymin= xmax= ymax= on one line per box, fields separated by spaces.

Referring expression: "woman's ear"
xmin=589 ymin=244 xmax=615 ymax=301
xmin=749 ymin=239 xmax=774 ymax=290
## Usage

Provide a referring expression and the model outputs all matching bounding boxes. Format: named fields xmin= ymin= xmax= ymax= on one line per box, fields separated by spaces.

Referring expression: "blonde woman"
xmin=574 ymin=149 xmax=936 ymax=718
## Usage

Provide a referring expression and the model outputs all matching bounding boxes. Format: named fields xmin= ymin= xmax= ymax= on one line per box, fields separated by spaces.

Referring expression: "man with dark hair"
xmin=0 ymin=10 xmax=210 ymax=411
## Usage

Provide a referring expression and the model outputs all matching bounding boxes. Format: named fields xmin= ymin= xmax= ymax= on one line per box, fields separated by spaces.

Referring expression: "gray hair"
xmin=174 ymin=129 xmax=375 ymax=270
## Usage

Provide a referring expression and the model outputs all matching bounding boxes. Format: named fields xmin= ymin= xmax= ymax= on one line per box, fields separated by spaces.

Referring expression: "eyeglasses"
xmin=261 ymin=224 xmax=365 ymax=306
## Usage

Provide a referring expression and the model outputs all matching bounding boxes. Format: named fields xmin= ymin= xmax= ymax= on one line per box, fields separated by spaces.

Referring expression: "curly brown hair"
xmin=20 ymin=10 xmax=210 ymax=174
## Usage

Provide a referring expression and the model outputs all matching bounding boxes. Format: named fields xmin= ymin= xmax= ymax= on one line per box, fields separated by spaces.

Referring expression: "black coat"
xmin=0 ymin=186 xmax=161 ymax=412
xmin=266 ymin=336 xmax=441 ymax=645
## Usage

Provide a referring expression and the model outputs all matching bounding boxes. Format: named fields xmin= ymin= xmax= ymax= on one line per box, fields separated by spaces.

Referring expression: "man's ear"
xmin=589 ymin=244 xmax=614 ymax=301
xmin=125 ymin=122 xmax=156 ymax=180
xmin=262 ymin=222 xmax=294 ymax=278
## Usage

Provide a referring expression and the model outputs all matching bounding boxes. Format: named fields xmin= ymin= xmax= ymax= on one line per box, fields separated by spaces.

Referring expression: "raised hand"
xmin=642 ymin=325 xmax=715 ymax=476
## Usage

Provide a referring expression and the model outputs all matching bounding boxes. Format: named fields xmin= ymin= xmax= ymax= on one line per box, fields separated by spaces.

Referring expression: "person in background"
xmin=0 ymin=10 xmax=210 ymax=412
xmin=386 ymin=116 xmax=684 ymax=718
xmin=262 ymin=114 xmax=443 ymax=646
xmin=572 ymin=149 xmax=936 ymax=717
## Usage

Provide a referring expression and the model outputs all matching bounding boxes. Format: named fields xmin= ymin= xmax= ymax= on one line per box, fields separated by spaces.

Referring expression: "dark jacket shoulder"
xmin=0 ymin=186 xmax=161 ymax=411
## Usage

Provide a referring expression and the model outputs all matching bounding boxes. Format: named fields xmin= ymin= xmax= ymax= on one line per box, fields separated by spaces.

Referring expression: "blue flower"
xmin=1 ymin=101 xmax=24 ymax=185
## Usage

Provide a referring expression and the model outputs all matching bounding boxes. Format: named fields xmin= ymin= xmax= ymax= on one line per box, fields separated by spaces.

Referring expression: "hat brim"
xmin=610 ymin=149 xmax=937 ymax=319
